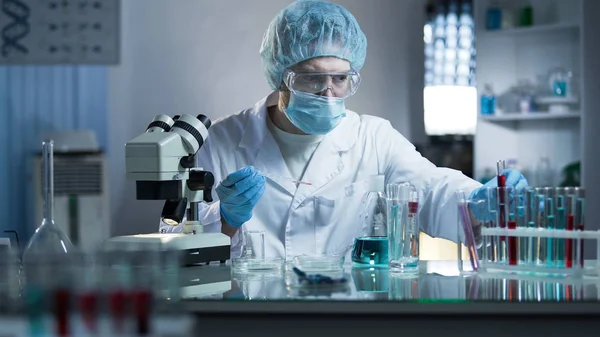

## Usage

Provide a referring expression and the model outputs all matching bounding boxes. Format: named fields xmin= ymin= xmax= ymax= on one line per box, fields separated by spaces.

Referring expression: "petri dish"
xmin=232 ymin=257 xmax=284 ymax=273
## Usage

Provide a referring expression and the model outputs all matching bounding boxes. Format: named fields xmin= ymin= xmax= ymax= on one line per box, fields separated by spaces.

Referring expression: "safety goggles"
xmin=283 ymin=69 xmax=361 ymax=98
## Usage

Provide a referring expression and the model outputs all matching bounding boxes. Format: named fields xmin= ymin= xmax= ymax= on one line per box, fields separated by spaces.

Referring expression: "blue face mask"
xmin=283 ymin=91 xmax=346 ymax=135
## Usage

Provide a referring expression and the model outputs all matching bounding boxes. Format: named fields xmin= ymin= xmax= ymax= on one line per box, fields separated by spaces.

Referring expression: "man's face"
xmin=279 ymin=56 xmax=352 ymax=109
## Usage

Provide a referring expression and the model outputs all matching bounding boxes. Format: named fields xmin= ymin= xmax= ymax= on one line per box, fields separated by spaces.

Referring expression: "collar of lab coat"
xmin=238 ymin=91 xmax=361 ymax=198
xmin=238 ymin=91 xmax=360 ymax=152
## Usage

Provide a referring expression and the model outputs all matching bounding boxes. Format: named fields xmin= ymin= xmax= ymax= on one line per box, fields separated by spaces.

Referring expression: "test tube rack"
xmin=479 ymin=227 xmax=600 ymax=278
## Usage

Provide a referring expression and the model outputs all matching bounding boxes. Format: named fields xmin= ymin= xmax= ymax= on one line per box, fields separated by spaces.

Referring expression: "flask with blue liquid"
xmin=351 ymin=175 xmax=388 ymax=266
xmin=481 ymin=84 xmax=496 ymax=115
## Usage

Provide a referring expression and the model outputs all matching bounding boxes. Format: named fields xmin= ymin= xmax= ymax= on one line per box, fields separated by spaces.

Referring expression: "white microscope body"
xmin=104 ymin=114 xmax=231 ymax=266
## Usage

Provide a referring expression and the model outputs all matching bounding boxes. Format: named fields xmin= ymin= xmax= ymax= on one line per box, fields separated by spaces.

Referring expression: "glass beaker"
xmin=232 ymin=230 xmax=283 ymax=272
xmin=23 ymin=140 xmax=75 ymax=266
xmin=351 ymin=175 xmax=388 ymax=266
xmin=456 ymin=191 xmax=486 ymax=274
xmin=387 ymin=182 xmax=419 ymax=273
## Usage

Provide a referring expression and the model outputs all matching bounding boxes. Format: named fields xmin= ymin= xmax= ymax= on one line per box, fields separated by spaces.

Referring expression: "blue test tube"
xmin=555 ymin=188 xmax=567 ymax=267
xmin=516 ymin=187 xmax=528 ymax=265
xmin=545 ymin=187 xmax=556 ymax=267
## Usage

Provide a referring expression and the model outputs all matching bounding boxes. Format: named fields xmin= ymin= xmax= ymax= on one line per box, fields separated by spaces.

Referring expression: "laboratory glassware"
xmin=480 ymin=84 xmax=496 ymax=115
xmin=456 ymin=191 xmax=486 ymax=273
xmin=23 ymin=140 xmax=75 ymax=265
xmin=387 ymin=182 xmax=419 ymax=273
xmin=232 ymin=230 xmax=283 ymax=272
xmin=503 ymin=186 xmax=517 ymax=266
xmin=526 ymin=188 xmax=538 ymax=264
xmin=351 ymin=175 xmax=388 ymax=266
xmin=548 ymin=66 xmax=572 ymax=97
xmin=534 ymin=187 xmax=547 ymax=265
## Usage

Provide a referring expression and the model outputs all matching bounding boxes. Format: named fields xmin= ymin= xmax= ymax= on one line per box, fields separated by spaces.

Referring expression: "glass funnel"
xmin=23 ymin=140 xmax=75 ymax=265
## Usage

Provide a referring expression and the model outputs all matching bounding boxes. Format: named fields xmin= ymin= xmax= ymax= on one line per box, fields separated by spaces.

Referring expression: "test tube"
xmin=496 ymin=186 xmax=510 ymax=264
xmin=575 ymin=188 xmax=585 ymax=268
xmin=535 ymin=188 xmax=547 ymax=265
xmin=486 ymin=187 xmax=499 ymax=262
xmin=545 ymin=187 xmax=556 ymax=267
xmin=386 ymin=183 xmax=400 ymax=267
xmin=525 ymin=188 xmax=536 ymax=265
xmin=105 ymin=249 xmax=133 ymax=335
xmin=455 ymin=191 xmax=480 ymax=271
xmin=565 ymin=191 xmax=576 ymax=268
xmin=516 ymin=187 xmax=528 ymax=265
xmin=555 ymin=188 xmax=567 ymax=268
xmin=76 ymin=252 xmax=101 ymax=335
xmin=504 ymin=186 xmax=517 ymax=266
xmin=388 ymin=183 xmax=419 ymax=272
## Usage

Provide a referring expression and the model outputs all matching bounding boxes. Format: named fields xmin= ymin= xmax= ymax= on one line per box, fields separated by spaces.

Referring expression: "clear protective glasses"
xmin=283 ymin=68 xmax=361 ymax=98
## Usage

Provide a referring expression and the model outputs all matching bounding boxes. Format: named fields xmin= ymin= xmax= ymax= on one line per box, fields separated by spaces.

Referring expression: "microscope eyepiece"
xmin=197 ymin=114 xmax=211 ymax=129
xmin=146 ymin=115 xmax=175 ymax=133
xmin=170 ymin=114 xmax=212 ymax=155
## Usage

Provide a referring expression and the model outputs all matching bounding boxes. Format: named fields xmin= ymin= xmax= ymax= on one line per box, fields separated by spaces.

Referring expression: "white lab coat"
xmin=160 ymin=91 xmax=482 ymax=260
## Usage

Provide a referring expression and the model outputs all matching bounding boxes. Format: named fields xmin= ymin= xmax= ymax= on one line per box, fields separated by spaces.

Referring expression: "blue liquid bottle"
xmin=352 ymin=175 xmax=388 ymax=266
xmin=481 ymin=84 xmax=496 ymax=115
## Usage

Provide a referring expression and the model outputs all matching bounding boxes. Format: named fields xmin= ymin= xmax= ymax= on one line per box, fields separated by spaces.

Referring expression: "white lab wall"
xmin=108 ymin=0 xmax=426 ymax=236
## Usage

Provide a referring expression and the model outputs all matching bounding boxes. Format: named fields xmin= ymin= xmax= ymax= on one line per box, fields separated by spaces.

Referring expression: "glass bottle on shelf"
xmin=486 ymin=0 xmax=502 ymax=30
xmin=480 ymin=84 xmax=496 ymax=115
xmin=23 ymin=140 xmax=75 ymax=265
xmin=548 ymin=66 xmax=572 ymax=97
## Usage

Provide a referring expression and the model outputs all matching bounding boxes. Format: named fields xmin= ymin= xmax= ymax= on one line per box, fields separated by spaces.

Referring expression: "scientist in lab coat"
xmin=160 ymin=0 xmax=528 ymax=260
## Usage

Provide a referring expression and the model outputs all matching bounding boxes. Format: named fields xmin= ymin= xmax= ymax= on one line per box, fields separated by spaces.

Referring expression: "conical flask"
xmin=351 ymin=175 xmax=388 ymax=266
xmin=23 ymin=140 xmax=75 ymax=264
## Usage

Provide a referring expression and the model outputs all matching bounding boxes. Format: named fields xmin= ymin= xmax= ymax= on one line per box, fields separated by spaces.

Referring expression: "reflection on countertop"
xmin=179 ymin=260 xmax=600 ymax=303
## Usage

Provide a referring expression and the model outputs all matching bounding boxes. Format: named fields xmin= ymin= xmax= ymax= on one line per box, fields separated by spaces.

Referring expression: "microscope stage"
xmin=105 ymin=232 xmax=231 ymax=266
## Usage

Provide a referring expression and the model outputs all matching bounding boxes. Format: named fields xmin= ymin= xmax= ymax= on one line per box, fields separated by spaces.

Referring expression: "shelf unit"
xmin=480 ymin=111 xmax=580 ymax=122
xmin=473 ymin=0 xmax=584 ymax=187
xmin=477 ymin=21 xmax=579 ymax=37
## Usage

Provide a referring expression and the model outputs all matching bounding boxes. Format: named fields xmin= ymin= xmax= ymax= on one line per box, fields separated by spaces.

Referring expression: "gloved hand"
xmin=216 ymin=166 xmax=266 ymax=228
xmin=469 ymin=168 xmax=529 ymax=222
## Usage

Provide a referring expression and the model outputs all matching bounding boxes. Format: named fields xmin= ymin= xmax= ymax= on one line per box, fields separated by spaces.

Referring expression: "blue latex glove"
xmin=216 ymin=166 xmax=266 ymax=228
xmin=469 ymin=168 xmax=529 ymax=222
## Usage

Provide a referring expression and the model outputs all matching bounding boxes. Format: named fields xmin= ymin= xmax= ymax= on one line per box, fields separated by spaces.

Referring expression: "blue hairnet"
xmin=260 ymin=0 xmax=368 ymax=90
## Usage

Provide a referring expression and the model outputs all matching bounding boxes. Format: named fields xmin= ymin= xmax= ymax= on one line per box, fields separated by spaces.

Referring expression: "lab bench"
xmin=179 ymin=260 xmax=600 ymax=336
xmin=1 ymin=260 xmax=599 ymax=337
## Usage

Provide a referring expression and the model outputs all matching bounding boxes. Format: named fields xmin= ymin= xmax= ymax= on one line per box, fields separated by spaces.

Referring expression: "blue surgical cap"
xmin=259 ymin=0 xmax=368 ymax=90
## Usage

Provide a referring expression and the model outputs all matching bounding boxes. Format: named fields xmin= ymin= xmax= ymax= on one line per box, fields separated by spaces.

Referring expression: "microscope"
xmin=104 ymin=114 xmax=231 ymax=266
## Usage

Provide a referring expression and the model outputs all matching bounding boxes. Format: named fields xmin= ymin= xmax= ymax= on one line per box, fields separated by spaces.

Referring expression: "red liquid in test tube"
xmin=134 ymin=290 xmax=152 ymax=335
xmin=508 ymin=220 xmax=517 ymax=265
xmin=54 ymin=289 xmax=70 ymax=337
xmin=566 ymin=214 xmax=574 ymax=268
xmin=80 ymin=292 xmax=98 ymax=333
xmin=110 ymin=290 xmax=128 ymax=332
